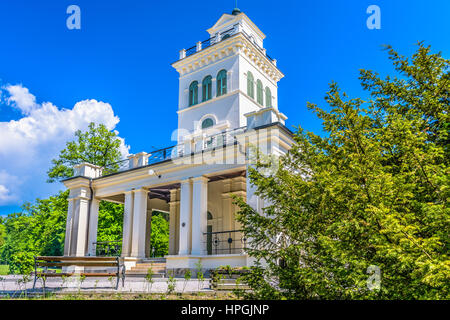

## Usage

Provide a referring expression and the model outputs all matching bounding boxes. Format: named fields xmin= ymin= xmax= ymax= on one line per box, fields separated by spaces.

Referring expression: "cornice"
xmin=172 ymin=33 xmax=284 ymax=83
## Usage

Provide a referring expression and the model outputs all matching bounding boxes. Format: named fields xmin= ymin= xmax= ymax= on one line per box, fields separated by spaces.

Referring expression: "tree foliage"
xmin=150 ymin=212 xmax=169 ymax=257
xmin=47 ymin=122 xmax=123 ymax=182
xmin=0 ymin=191 xmax=68 ymax=274
xmin=236 ymin=43 xmax=449 ymax=299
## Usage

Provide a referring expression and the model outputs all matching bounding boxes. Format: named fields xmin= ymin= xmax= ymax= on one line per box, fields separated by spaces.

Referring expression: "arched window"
xmin=265 ymin=87 xmax=272 ymax=107
xmin=247 ymin=71 xmax=254 ymax=98
xmin=201 ymin=118 xmax=214 ymax=129
xmin=189 ymin=81 xmax=198 ymax=106
xmin=207 ymin=211 xmax=213 ymax=220
xmin=256 ymin=79 xmax=263 ymax=105
xmin=202 ymin=76 xmax=212 ymax=102
xmin=216 ymin=69 xmax=227 ymax=97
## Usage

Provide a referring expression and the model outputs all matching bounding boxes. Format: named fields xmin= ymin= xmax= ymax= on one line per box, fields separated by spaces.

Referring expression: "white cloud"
xmin=0 ymin=170 xmax=20 ymax=205
xmin=4 ymin=84 xmax=38 ymax=115
xmin=0 ymin=83 xmax=130 ymax=208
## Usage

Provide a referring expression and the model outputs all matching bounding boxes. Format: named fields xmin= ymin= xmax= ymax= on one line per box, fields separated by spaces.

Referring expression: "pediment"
xmin=207 ymin=14 xmax=237 ymax=35
xmin=207 ymin=12 xmax=265 ymax=39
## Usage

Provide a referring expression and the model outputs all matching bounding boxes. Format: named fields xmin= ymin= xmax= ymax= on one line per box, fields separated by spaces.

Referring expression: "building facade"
xmin=62 ymin=9 xmax=294 ymax=274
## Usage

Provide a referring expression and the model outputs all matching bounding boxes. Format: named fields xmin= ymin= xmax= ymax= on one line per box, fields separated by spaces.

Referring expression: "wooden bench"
xmin=33 ymin=256 xmax=125 ymax=290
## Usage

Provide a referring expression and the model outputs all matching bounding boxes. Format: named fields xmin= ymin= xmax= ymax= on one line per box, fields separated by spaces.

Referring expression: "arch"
xmin=256 ymin=79 xmax=263 ymax=105
xmin=189 ymin=81 xmax=198 ymax=106
xmin=247 ymin=71 xmax=254 ymax=98
xmin=201 ymin=118 xmax=214 ymax=129
xmin=216 ymin=69 xmax=227 ymax=97
xmin=265 ymin=86 xmax=272 ymax=107
xmin=202 ymin=75 xmax=212 ymax=102
xmin=198 ymin=113 xmax=218 ymax=130
xmin=207 ymin=211 xmax=213 ymax=220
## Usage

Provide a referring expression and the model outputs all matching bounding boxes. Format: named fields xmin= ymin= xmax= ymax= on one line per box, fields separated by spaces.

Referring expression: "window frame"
xmin=247 ymin=71 xmax=254 ymax=99
xmin=202 ymin=75 xmax=212 ymax=102
xmin=216 ymin=69 xmax=227 ymax=97
xmin=265 ymin=86 xmax=272 ymax=107
xmin=189 ymin=81 xmax=199 ymax=106
xmin=256 ymin=79 xmax=264 ymax=105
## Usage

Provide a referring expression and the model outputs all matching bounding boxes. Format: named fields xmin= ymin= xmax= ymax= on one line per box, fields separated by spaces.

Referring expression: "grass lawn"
xmin=0 ymin=265 xmax=9 ymax=275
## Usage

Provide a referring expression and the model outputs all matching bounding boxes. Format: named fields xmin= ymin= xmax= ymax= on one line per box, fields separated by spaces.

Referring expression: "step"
xmin=128 ymin=268 xmax=166 ymax=273
xmin=130 ymin=268 xmax=166 ymax=273
xmin=141 ymin=259 xmax=166 ymax=263
xmin=132 ymin=263 xmax=166 ymax=267
xmin=126 ymin=269 xmax=166 ymax=274
xmin=126 ymin=271 xmax=165 ymax=278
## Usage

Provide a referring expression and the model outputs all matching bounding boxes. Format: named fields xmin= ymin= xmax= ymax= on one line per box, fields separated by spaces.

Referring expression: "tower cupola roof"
xmin=232 ymin=8 xmax=241 ymax=15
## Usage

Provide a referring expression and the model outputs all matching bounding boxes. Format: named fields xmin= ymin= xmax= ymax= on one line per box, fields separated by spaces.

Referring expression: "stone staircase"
xmin=125 ymin=258 xmax=166 ymax=278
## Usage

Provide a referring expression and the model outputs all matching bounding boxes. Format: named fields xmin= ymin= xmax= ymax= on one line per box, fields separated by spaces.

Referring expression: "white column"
xmin=131 ymin=188 xmax=148 ymax=258
xmin=169 ymin=189 xmax=179 ymax=255
xmin=121 ymin=191 xmax=134 ymax=257
xmin=75 ymin=197 xmax=90 ymax=256
xmin=191 ymin=176 xmax=208 ymax=255
xmin=70 ymin=199 xmax=80 ymax=256
xmin=87 ymin=198 xmax=100 ymax=256
xmin=145 ymin=210 xmax=152 ymax=258
xmin=178 ymin=179 xmax=192 ymax=255
xmin=64 ymin=198 xmax=74 ymax=256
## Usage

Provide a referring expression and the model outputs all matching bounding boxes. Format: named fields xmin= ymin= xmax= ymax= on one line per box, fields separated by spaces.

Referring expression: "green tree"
xmin=150 ymin=212 xmax=169 ymax=257
xmin=47 ymin=122 xmax=123 ymax=182
xmin=96 ymin=201 xmax=124 ymax=243
xmin=46 ymin=121 xmax=125 ymax=251
xmin=0 ymin=191 xmax=68 ymax=274
xmin=0 ymin=217 xmax=5 ymax=249
xmin=235 ymin=43 xmax=449 ymax=300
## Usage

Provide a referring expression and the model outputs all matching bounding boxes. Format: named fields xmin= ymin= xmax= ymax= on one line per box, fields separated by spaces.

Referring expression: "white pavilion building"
xmin=62 ymin=8 xmax=294 ymax=275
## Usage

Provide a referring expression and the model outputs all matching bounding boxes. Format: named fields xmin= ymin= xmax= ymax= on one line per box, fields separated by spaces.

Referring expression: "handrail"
xmin=93 ymin=240 xmax=122 ymax=257
xmin=183 ymin=29 xmax=274 ymax=62
xmin=203 ymin=229 xmax=247 ymax=255
xmin=97 ymin=126 xmax=248 ymax=177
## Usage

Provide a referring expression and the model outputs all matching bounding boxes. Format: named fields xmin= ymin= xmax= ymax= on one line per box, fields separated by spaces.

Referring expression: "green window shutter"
xmin=257 ymin=80 xmax=263 ymax=105
xmin=247 ymin=72 xmax=254 ymax=98
xmin=265 ymin=87 xmax=272 ymax=107
xmin=189 ymin=81 xmax=198 ymax=106
xmin=217 ymin=69 xmax=227 ymax=97
xmin=202 ymin=76 xmax=212 ymax=101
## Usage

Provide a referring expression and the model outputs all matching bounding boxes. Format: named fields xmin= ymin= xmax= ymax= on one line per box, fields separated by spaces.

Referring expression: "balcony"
xmin=179 ymin=24 xmax=275 ymax=63
xmin=101 ymin=126 xmax=247 ymax=177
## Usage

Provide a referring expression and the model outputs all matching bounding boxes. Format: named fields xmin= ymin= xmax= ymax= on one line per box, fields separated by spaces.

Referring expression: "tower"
xmin=172 ymin=9 xmax=287 ymax=146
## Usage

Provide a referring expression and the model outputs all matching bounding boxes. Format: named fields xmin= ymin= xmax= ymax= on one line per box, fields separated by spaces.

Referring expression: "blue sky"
xmin=0 ymin=0 xmax=449 ymax=215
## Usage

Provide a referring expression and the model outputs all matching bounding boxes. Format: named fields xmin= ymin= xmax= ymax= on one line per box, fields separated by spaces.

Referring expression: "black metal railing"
xmin=97 ymin=126 xmax=247 ymax=177
xmin=147 ymin=145 xmax=178 ymax=165
xmin=201 ymin=126 xmax=246 ymax=151
xmin=183 ymin=25 xmax=274 ymax=63
xmin=203 ymin=230 xmax=247 ymax=255
xmin=102 ymin=159 xmax=129 ymax=176
xmin=93 ymin=240 xmax=122 ymax=257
